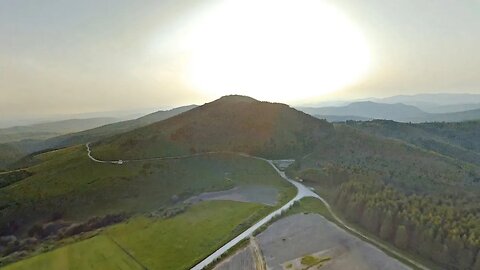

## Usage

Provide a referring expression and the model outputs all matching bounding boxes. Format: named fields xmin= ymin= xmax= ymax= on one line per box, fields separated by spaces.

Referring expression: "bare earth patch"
xmin=257 ymin=213 xmax=410 ymax=270
xmin=282 ymin=249 xmax=334 ymax=270
xmin=185 ymin=185 xmax=279 ymax=206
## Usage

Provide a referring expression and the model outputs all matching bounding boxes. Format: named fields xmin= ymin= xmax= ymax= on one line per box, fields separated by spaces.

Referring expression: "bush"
xmin=61 ymin=213 xmax=126 ymax=237
xmin=0 ymin=170 xmax=33 ymax=189
xmin=28 ymin=221 xmax=70 ymax=239
xmin=0 ymin=221 xmax=20 ymax=236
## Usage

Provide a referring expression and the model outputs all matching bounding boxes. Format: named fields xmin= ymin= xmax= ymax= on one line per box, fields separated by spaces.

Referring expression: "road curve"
xmin=190 ymin=160 xmax=319 ymax=270
xmin=85 ymin=143 xmax=428 ymax=270
xmin=86 ymin=143 xmax=111 ymax=163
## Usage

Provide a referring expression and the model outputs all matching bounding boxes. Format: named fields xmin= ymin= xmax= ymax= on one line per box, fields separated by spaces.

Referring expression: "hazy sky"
xmin=1 ymin=0 xmax=480 ymax=119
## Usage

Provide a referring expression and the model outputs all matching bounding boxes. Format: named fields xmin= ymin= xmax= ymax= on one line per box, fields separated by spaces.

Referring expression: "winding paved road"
xmin=85 ymin=143 xmax=428 ymax=270
xmin=189 ymin=159 xmax=319 ymax=270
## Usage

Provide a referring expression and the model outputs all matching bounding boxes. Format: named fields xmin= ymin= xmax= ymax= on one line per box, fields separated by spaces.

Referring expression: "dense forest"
xmin=288 ymin=124 xmax=480 ymax=270
xmin=336 ymin=180 xmax=480 ymax=269
xmin=346 ymin=120 xmax=480 ymax=166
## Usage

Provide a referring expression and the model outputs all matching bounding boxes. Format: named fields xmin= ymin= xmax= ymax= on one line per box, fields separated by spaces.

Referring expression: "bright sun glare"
xmin=183 ymin=0 xmax=371 ymax=102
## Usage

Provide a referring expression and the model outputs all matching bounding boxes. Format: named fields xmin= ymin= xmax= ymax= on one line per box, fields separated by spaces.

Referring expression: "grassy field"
xmin=285 ymin=197 xmax=333 ymax=221
xmin=2 ymin=235 xmax=144 ymax=270
xmin=3 ymin=200 xmax=267 ymax=270
xmin=1 ymin=145 xmax=292 ymax=235
xmin=105 ymin=200 xmax=266 ymax=270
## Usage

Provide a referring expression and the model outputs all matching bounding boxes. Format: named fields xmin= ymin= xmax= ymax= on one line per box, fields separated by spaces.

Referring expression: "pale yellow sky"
xmin=1 ymin=0 xmax=479 ymax=119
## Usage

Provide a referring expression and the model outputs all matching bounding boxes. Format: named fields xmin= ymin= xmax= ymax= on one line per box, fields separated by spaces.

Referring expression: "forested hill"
xmin=92 ymin=95 xmax=334 ymax=160
xmin=287 ymin=124 xmax=480 ymax=270
xmin=345 ymin=120 xmax=480 ymax=166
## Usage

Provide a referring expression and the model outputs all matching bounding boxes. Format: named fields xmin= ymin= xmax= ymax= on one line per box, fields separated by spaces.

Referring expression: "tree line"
xmin=335 ymin=180 xmax=480 ymax=270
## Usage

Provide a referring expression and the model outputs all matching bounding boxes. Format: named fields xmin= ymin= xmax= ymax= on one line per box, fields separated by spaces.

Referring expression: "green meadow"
xmin=2 ymin=235 xmax=143 ymax=270
xmin=4 ymin=200 xmax=266 ymax=270
xmin=1 ymin=145 xmax=292 ymax=234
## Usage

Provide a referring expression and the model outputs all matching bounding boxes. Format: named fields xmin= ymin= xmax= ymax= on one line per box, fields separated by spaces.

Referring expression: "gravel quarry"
xmin=256 ymin=213 xmax=410 ymax=270
xmin=185 ymin=185 xmax=279 ymax=206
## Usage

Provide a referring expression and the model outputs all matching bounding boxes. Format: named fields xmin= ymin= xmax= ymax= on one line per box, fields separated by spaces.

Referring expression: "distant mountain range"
xmin=3 ymin=93 xmax=480 ymax=169
xmin=0 ymin=105 xmax=197 ymax=170
xmin=24 ymin=105 xmax=198 ymax=153
xmin=424 ymin=103 xmax=480 ymax=113
xmin=0 ymin=107 xmax=158 ymax=129
xmin=302 ymin=93 xmax=480 ymax=114
xmin=373 ymin=93 xmax=480 ymax=113
xmin=0 ymin=117 xmax=120 ymax=144
xmin=375 ymin=93 xmax=480 ymax=105
xmin=299 ymin=101 xmax=480 ymax=123
xmin=314 ymin=115 xmax=372 ymax=122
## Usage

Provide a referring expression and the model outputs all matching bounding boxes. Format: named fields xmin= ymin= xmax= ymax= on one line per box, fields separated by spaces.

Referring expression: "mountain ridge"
xmin=0 ymin=117 xmax=120 ymax=144
xmin=92 ymin=95 xmax=334 ymax=160
xmin=299 ymin=101 xmax=480 ymax=122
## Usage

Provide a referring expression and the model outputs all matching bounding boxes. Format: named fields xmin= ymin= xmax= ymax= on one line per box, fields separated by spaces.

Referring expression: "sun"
xmin=182 ymin=0 xmax=371 ymax=102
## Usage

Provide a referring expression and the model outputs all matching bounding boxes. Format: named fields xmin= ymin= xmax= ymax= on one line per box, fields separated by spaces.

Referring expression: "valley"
xmin=0 ymin=96 xmax=479 ymax=270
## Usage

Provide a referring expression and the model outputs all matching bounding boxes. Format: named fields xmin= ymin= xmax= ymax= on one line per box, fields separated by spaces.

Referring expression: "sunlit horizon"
xmin=1 ymin=0 xmax=479 ymax=118
xmin=180 ymin=0 xmax=372 ymax=103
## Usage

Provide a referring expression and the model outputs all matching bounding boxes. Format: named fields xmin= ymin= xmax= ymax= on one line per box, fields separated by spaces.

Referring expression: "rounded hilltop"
xmin=213 ymin=95 xmax=258 ymax=103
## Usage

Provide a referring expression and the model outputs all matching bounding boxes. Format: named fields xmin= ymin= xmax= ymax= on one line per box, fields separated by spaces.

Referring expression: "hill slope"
xmin=92 ymin=96 xmax=334 ymax=160
xmin=9 ymin=105 xmax=197 ymax=156
xmin=424 ymin=103 xmax=480 ymax=113
xmin=0 ymin=144 xmax=22 ymax=170
xmin=0 ymin=118 xmax=119 ymax=144
xmin=346 ymin=120 xmax=480 ymax=166
xmin=426 ymin=108 xmax=480 ymax=122
xmin=287 ymin=125 xmax=480 ymax=269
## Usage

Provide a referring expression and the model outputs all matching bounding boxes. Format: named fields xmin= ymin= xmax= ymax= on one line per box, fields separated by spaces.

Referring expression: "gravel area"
xmin=185 ymin=185 xmax=279 ymax=206
xmin=213 ymin=244 xmax=256 ymax=270
xmin=256 ymin=213 xmax=410 ymax=270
